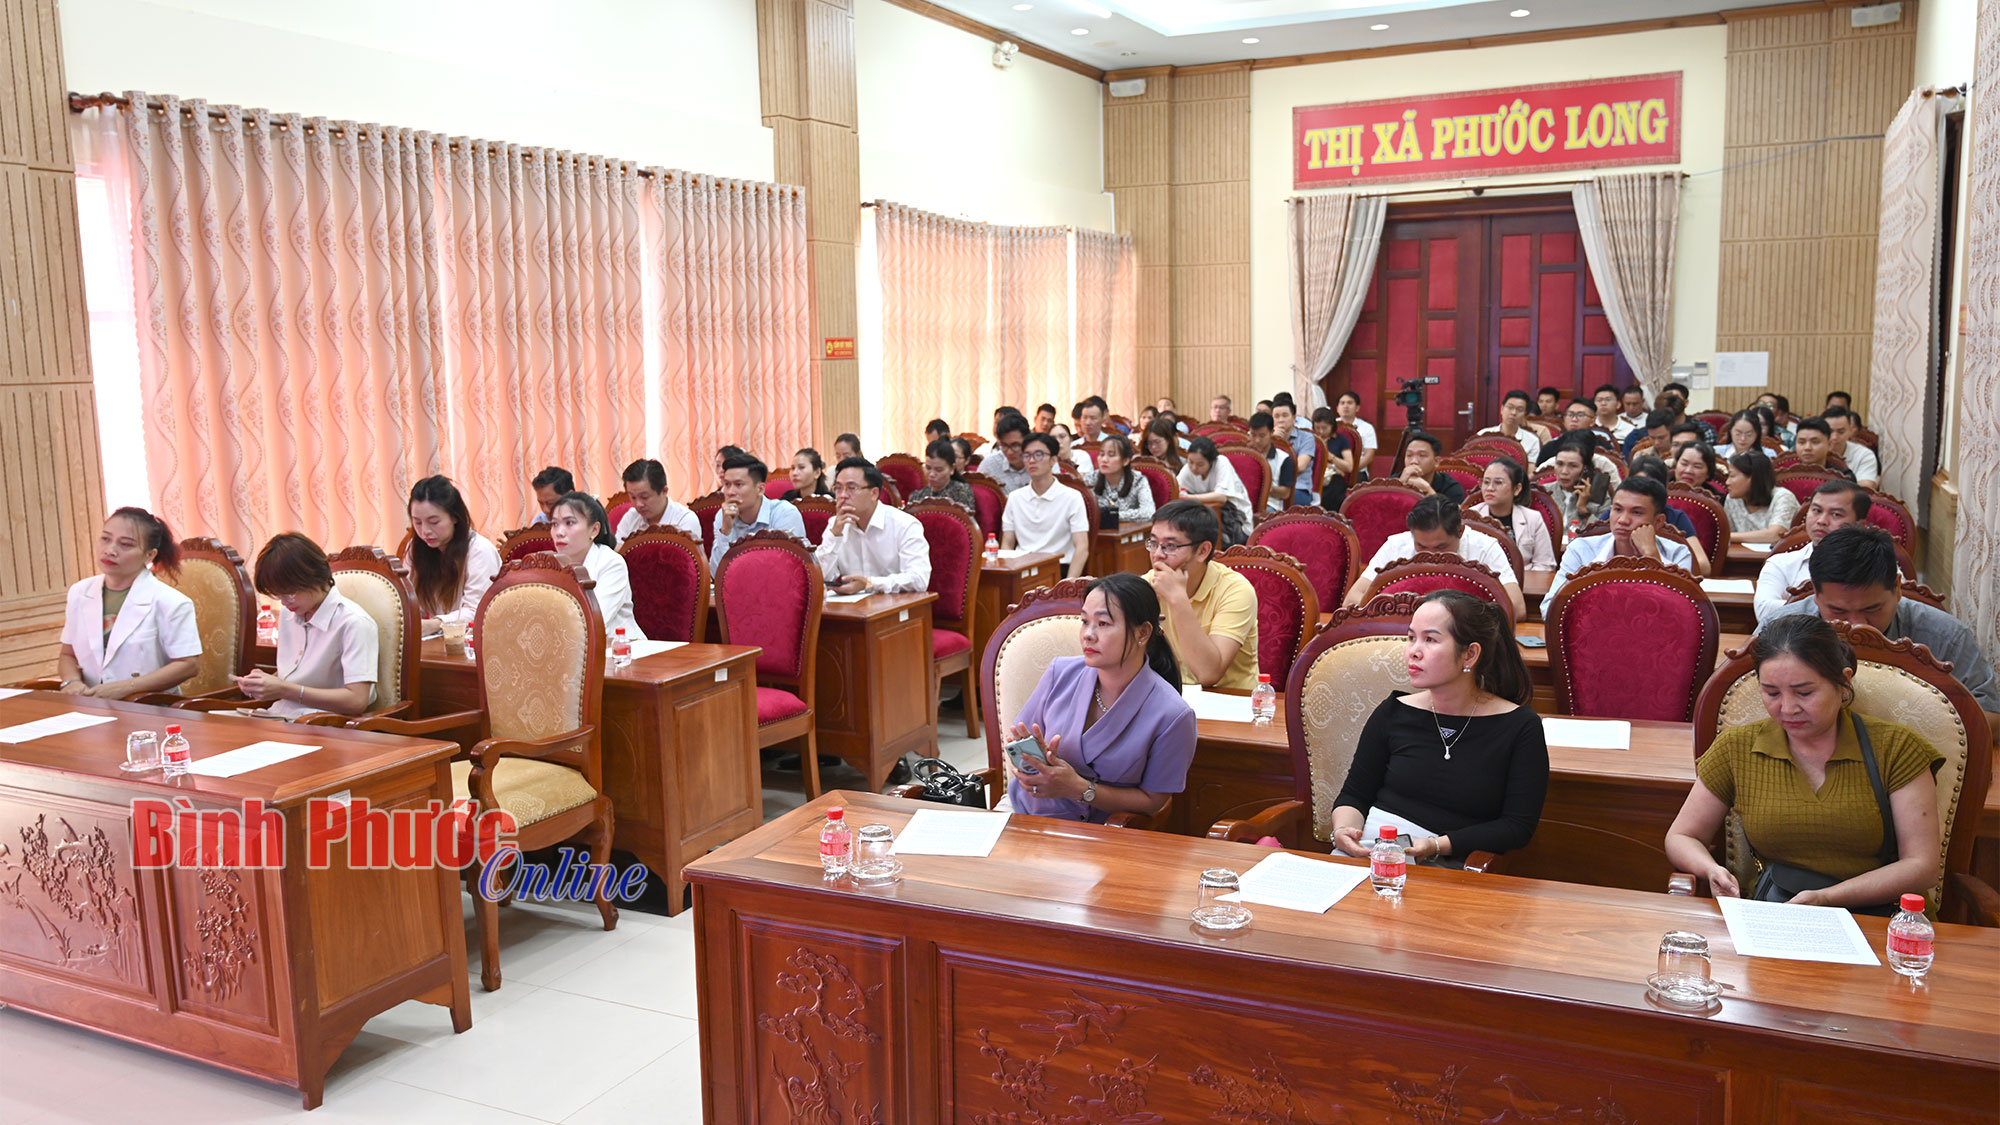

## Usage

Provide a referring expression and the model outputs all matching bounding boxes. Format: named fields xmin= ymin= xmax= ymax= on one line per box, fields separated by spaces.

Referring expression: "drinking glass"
xmin=850 ymin=824 xmax=903 ymax=885
xmin=1190 ymin=868 xmax=1252 ymax=932
xmin=1648 ymin=930 xmax=1721 ymax=1009
xmin=120 ymin=730 xmax=161 ymax=773
xmin=442 ymin=619 xmax=467 ymax=653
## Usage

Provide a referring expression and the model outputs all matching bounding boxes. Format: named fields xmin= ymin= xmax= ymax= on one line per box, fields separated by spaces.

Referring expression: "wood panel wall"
xmin=0 ymin=0 xmax=103 ymax=680
xmin=1715 ymin=1 xmax=1918 ymax=421
xmin=1103 ymin=63 xmax=1252 ymax=415
xmin=758 ymin=0 xmax=859 ymax=442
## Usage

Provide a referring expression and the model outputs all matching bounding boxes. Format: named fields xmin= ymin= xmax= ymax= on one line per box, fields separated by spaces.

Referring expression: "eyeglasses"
xmin=831 ymin=483 xmax=875 ymax=495
xmin=1145 ymin=537 xmax=1193 ymax=554
xmin=1021 ymin=450 xmax=1050 ymax=463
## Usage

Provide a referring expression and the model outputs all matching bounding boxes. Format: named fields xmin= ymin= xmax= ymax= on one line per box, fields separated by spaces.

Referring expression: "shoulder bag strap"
xmin=1851 ymin=714 xmax=1900 ymax=868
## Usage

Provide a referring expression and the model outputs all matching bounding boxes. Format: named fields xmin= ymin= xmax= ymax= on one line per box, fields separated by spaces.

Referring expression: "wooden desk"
xmin=0 ymin=692 xmax=467 ymax=1108
xmin=1089 ymin=519 xmax=1149 ymax=577
xmin=972 ymin=552 xmax=1059 ymax=667
xmin=689 ymin=793 xmax=2000 ymax=1124
xmin=417 ymin=638 xmax=761 ymax=914
xmin=1520 ymin=569 xmax=1756 ymax=632
xmin=1724 ymin=542 xmax=1777 ymax=578
xmin=815 ymin=593 xmax=937 ymax=791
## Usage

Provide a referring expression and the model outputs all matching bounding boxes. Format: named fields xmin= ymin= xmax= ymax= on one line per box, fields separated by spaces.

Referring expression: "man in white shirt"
xmin=529 ymin=465 xmax=573 ymax=526
xmin=1344 ymin=494 xmax=1525 ymax=619
xmin=1541 ymin=476 xmax=1694 ymax=612
xmin=710 ymin=451 xmax=808 ymax=570
xmin=614 ymin=458 xmax=703 ymax=545
xmin=1476 ymin=389 xmax=1542 ymax=465
xmin=977 ymin=412 xmax=1034 ymax=492
xmin=1593 ymin=384 xmax=1626 ymax=439
xmin=1753 ymin=479 xmax=1870 ymax=624
xmin=1335 ymin=390 xmax=1378 ymax=475
xmin=1615 ymin=385 xmax=1649 ymax=441
xmin=1821 ymin=407 xmax=1879 ymax=489
xmin=815 ymin=458 xmax=931 ymax=594
xmin=1076 ymin=396 xmax=1110 ymax=447
xmin=1001 ymin=433 xmax=1090 ymax=578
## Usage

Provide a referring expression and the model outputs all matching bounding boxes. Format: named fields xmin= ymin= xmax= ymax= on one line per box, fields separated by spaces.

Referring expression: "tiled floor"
xmin=0 ymin=723 xmax=991 ymax=1122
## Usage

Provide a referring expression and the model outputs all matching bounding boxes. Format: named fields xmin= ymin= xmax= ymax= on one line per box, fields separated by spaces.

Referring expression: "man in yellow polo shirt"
xmin=1144 ymin=499 xmax=1259 ymax=690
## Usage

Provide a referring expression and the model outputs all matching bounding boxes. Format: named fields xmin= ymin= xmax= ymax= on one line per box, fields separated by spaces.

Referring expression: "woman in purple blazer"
xmin=1003 ymin=573 xmax=1199 ymax=823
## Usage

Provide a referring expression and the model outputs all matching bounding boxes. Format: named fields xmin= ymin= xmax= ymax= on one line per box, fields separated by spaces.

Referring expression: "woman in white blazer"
xmin=548 ymin=492 xmax=646 ymax=642
xmin=57 ymin=507 xmax=202 ymax=698
xmin=404 ymin=474 xmax=502 ymax=630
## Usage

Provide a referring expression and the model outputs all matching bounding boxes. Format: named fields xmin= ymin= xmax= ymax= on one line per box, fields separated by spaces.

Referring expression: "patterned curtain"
xmin=996 ymin=225 xmax=1071 ymax=421
xmin=1075 ymin=229 xmax=1138 ymax=420
xmin=1573 ymin=172 xmax=1680 ymax=400
xmin=1868 ymin=89 xmax=1953 ymax=513
xmin=1954 ymin=0 xmax=2000 ymax=667
xmin=1288 ymin=193 xmax=1385 ymax=412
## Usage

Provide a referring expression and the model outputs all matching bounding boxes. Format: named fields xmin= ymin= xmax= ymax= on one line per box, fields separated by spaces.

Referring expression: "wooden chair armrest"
xmin=1667 ymin=871 xmax=1699 ymax=896
xmin=180 ymin=684 xmax=250 ymax=702
xmin=470 ymin=727 xmax=595 ymax=766
xmin=351 ymin=709 xmax=484 ymax=738
xmin=10 ymin=678 xmax=61 ymax=690
xmin=884 ymin=782 xmax=924 ymax=799
xmin=1949 ymin=871 xmax=2000 ymax=928
xmin=286 ymin=701 xmax=415 ymax=728
xmin=1461 ymin=850 xmax=1500 ymax=874
xmin=1104 ymin=794 xmax=1172 ymax=832
xmin=1207 ymin=799 xmax=1306 ymax=844
xmin=174 ymin=693 xmax=255 ymax=712
xmin=125 ymin=691 xmax=189 ymax=707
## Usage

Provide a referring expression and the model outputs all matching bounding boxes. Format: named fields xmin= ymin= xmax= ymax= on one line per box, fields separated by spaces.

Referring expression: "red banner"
xmin=1293 ymin=72 xmax=1681 ymax=188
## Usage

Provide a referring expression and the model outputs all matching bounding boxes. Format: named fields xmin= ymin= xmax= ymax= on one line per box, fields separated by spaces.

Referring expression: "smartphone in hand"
xmin=1004 ymin=735 xmax=1047 ymax=774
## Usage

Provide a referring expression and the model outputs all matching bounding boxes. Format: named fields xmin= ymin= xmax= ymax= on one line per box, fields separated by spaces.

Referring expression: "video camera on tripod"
xmin=1393 ymin=375 xmax=1440 ymax=430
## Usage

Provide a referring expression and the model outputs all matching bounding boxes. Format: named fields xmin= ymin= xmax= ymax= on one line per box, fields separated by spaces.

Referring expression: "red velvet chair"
xmin=1339 ymin=478 xmax=1425 ymax=562
xmin=1217 ymin=442 xmax=1271 ymax=512
xmin=1457 ymin=434 xmax=1528 ymax=466
xmin=1457 ymin=512 xmax=1525 ymax=583
xmin=688 ymin=490 xmax=723 ymax=547
xmin=763 ymin=477 xmax=790 ymax=500
xmin=1666 ymin=482 xmax=1732 ymax=566
xmin=794 ymin=496 xmax=835 ymax=547
xmin=1695 ymin=410 xmax=1732 ymax=435
xmin=714 ymin=532 xmax=825 ymax=798
xmin=1545 ymin=557 xmax=1718 ymax=721
xmin=1433 ymin=457 xmax=1483 ymax=499
xmin=1775 ymin=466 xmax=1840 ymax=505
xmin=1054 ymin=476 xmax=1101 ymax=551
xmin=617 ymin=528 xmax=710 ymax=643
xmin=877 ymin=453 xmax=925 ymax=502
xmin=1862 ymin=489 xmax=1916 ymax=550
xmin=602 ymin=491 xmax=633 ymax=533
xmin=497 ymin=524 xmax=554 ymax=562
xmin=1246 ymin=508 xmax=1361 ymax=612
xmin=1128 ymin=456 xmax=1181 ymax=510
xmin=964 ymin=472 xmax=1007 ymax=538
xmin=908 ymin=499 xmax=983 ymax=737
xmin=1364 ymin=552 xmax=1515 ymax=623
xmin=1216 ymin=545 xmax=1319 ymax=681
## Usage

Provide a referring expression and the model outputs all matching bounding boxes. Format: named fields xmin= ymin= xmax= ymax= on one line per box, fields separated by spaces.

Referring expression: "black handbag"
xmin=1749 ymin=714 xmax=1901 ymax=916
xmin=906 ymin=757 xmax=989 ymax=808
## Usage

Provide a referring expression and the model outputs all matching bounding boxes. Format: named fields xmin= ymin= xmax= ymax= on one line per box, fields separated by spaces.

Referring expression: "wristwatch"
xmin=1080 ymin=781 xmax=1097 ymax=804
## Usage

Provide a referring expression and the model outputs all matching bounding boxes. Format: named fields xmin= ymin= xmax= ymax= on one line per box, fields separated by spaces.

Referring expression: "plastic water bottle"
xmin=611 ymin=627 xmax=632 ymax=668
xmin=1370 ymin=825 xmax=1406 ymax=898
xmin=160 ymin=724 xmax=191 ymax=777
xmin=1250 ymin=673 xmax=1276 ymax=725
xmin=256 ymin=603 xmax=277 ymax=645
xmin=984 ymin=535 xmax=1000 ymax=563
xmin=463 ymin=621 xmax=476 ymax=662
xmin=1887 ymin=893 xmax=1934 ymax=978
xmin=819 ymin=807 xmax=852 ymax=877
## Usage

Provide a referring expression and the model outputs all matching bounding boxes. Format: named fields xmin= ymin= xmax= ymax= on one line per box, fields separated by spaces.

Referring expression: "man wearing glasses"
xmin=1000 ymin=433 xmax=1090 ymax=579
xmin=1144 ymin=499 xmax=1259 ymax=690
xmin=977 ymin=411 xmax=1034 ymax=492
xmin=815 ymin=458 xmax=932 ymax=595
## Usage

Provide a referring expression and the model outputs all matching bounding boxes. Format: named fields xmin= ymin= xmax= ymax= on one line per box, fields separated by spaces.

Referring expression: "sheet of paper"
xmin=891 ymin=808 xmax=1011 ymax=857
xmin=1700 ymin=578 xmax=1756 ymax=595
xmin=626 ymin=639 xmax=687 ymax=659
xmin=994 ymin=548 xmax=1033 ymax=559
xmin=1541 ymin=717 xmax=1632 ymax=750
xmin=1182 ymin=686 xmax=1250 ymax=724
xmin=1714 ymin=351 xmax=1770 ymax=388
xmin=1223 ymin=851 xmax=1370 ymax=914
xmin=0 ymin=712 xmax=116 ymax=743
xmin=823 ymin=592 xmax=870 ymax=604
xmin=0 ymin=687 xmax=29 ymax=701
xmin=420 ymin=627 xmax=444 ymax=640
xmin=1361 ymin=805 xmax=1437 ymax=841
xmin=1742 ymin=541 xmax=1775 ymax=553
xmin=1716 ymin=896 xmax=1880 ymax=965
xmin=187 ymin=740 xmax=322 ymax=779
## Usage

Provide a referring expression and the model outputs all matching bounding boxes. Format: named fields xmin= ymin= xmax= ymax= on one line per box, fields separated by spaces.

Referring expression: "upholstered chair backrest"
xmin=1128 ymin=457 xmax=1181 ymax=508
xmin=498 ymin=525 xmax=555 ymax=562
xmin=618 ymin=528 xmax=709 ymax=643
xmin=978 ymin=579 xmax=1091 ymax=760
xmin=1863 ymin=491 xmax=1916 ymax=549
xmin=908 ymin=499 xmax=980 ymax=629
xmin=1366 ymin=552 xmax=1513 ymax=622
xmin=1248 ymin=510 xmax=1361 ymax=609
xmin=1218 ymin=444 xmax=1270 ymax=511
xmin=714 ymin=532 xmax=822 ymax=687
xmin=1458 ymin=514 xmax=1525 ymax=582
xmin=1548 ymin=558 xmax=1718 ymax=721
xmin=160 ymin=538 xmax=254 ymax=694
xmin=794 ymin=497 xmax=835 ymax=547
xmin=964 ymin=473 xmax=1007 ymax=537
xmin=475 ymin=557 xmax=599 ymax=753
xmin=1434 ymin=458 xmax=1483 ymax=498
xmin=1285 ymin=593 xmax=1426 ymax=843
xmin=1055 ymin=475 xmax=1100 ymax=532
xmin=1216 ymin=546 xmax=1318 ymax=683
xmin=688 ymin=491 xmax=723 ymax=548
xmin=1667 ymin=483 xmax=1730 ymax=560
xmin=1340 ymin=479 xmax=1424 ymax=561
xmin=329 ymin=547 xmax=416 ymax=709
xmin=876 ymin=454 xmax=925 ymax=501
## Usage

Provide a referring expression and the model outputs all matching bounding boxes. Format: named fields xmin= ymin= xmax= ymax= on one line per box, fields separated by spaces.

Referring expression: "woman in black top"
xmin=1331 ymin=590 xmax=1548 ymax=864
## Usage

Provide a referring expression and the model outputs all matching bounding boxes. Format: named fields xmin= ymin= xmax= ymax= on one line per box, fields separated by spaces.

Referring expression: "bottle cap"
xmin=165 ymin=724 xmax=181 ymax=735
xmin=616 ymin=627 xmax=626 ymax=636
xmin=1379 ymin=825 xmax=1397 ymax=839
xmin=827 ymin=806 xmax=844 ymax=820
xmin=1901 ymin=893 xmax=1925 ymax=912
xmin=1257 ymin=673 xmax=1271 ymax=683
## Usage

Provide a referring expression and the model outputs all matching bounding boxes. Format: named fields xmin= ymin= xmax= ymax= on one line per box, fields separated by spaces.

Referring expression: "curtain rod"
xmin=1286 ymin=171 xmax=1688 ymax=203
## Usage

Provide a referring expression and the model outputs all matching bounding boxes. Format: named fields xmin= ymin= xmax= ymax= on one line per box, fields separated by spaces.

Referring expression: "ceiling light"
xmin=1071 ymin=27 xmax=1089 ymax=35
xmin=1371 ymin=23 xmax=1389 ymax=30
xmin=1241 ymin=36 xmax=1260 ymax=44
xmin=1012 ymin=3 xmax=1032 ymax=9
xmin=1510 ymin=8 xmax=1531 ymax=15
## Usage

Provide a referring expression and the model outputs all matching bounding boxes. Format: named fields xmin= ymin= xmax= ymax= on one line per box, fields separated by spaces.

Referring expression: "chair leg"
xmin=587 ymin=799 xmax=619 ymax=932
xmin=470 ymin=860 xmax=504 ymax=992
xmin=802 ymin=730 xmax=823 ymax=800
xmin=959 ymin=665 xmax=980 ymax=738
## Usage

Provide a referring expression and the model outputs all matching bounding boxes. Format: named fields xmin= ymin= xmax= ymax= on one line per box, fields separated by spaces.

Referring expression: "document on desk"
xmin=1540 ymin=717 xmax=1632 ymax=750
xmin=1716 ymin=896 xmax=1880 ymax=965
xmin=1742 ymin=541 xmax=1775 ymax=553
xmin=823 ymin=592 xmax=871 ymax=603
xmin=1226 ymin=851 xmax=1370 ymax=914
xmin=188 ymin=741 xmax=322 ymax=778
xmin=892 ymin=808 xmax=1011 ymax=857
xmin=0 ymin=712 xmax=116 ymax=743
xmin=626 ymin=639 xmax=687 ymax=659
xmin=994 ymin=549 xmax=1033 ymax=559
xmin=1699 ymin=578 xmax=1756 ymax=595
xmin=1182 ymin=686 xmax=1249 ymax=723
xmin=0 ymin=687 xmax=29 ymax=701
xmin=1361 ymin=805 xmax=1437 ymax=841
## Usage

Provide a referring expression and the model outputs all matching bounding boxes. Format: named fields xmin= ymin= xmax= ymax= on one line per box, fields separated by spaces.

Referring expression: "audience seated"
xmin=783 ymin=447 xmax=833 ymax=501
xmin=1718 ymin=409 xmax=1765 ymax=459
xmin=1821 ymin=406 xmax=1880 ymax=489
xmin=1088 ymin=432 xmax=1155 ymax=527
xmin=1075 ymin=395 xmax=1110 ymax=447
xmin=615 ymin=458 xmax=703 ymax=544
xmin=529 ymin=465 xmax=574 ymax=525
xmin=1476 ymin=390 xmax=1544 ymax=466
xmin=1758 ymin=392 xmax=1797 ymax=445
xmin=709 ymin=451 xmax=806 ymax=569
xmin=1672 ymin=442 xmax=1724 ymax=494
xmin=1665 ymin=615 xmax=1941 ymax=913
xmin=999 ymin=434 xmax=1091 ymax=579
xmin=1397 ymin=430 xmax=1464 ymax=504
xmin=1470 ymin=458 xmax=1556 ymax=572
xmin=1541 ymin=476 xmax=1694 ymax=610
xmin=1622 ymin=406 xmax=1675 ymax=459
xmin=1626 ymin=455 xmax=1713 ymax=574
xmin=1309 ymin=407 xmax=1354 ymax=509
xmin=1764 ymin=525 xmax=1998 ymax=718
xmin=1346 ymin=494 xmax=1525 ymax=618
xmin=832 ymin=433 xmax=863 ymax=461
xmin=57 ymin=507 xmax=201 ymax=699
xmin=1615 ymin=385 xmax=1649 ymax=440
xmin=1271 ymin=396 xmax=1318 ymax=503
xmin=549 ymin=492 xmax=644 ymax=642
xmin=1334 ymin=389 xmax=1378 ymax=472
xmin=925 ymin=417 xmax=952 ymax=445
xmin=814 ymin=457 xmax=932 ymax=594
xmin=1330 ymin=591 xmax=1547 ymax=867
xmin=405 ymin=475 xmax=501 ymax=630
xmin=1032 ymin=403 xmax=1056 ymax=434
xmin=1145 ymin=499 xmax=1260 ymax=691
xmin=1560 ymin=398 xmax=1615 ymax=449
xmin=1246 ymin=411 xmax=1296 ymax=512
xmin=1542 ymin=436 xmax=1611 ymax=529
xmin=244 ymin=532 xmax=378 ymax=719
xmin=978 ymin=411 xmax=1034 ymax=492
xmin=1208 ymin=394 xmax=1232 ymax=424
xmin=1142 ymin=415 xmax=1186 ymax=472
xmin=1592 ymin=384 xmax=1628 ymax=439
xmin=1790 ymin=418 xmax=1855 ymax=481
xmin=908 ymin=438 xmax=976 ymax=509
xmin=1722 ymin=450 xmax=1799 ymax=543
xmin=1754 ymin=480 xmax=1870 ymax=623
xmin=1177 ymin=435 xmax=1254 ymax=545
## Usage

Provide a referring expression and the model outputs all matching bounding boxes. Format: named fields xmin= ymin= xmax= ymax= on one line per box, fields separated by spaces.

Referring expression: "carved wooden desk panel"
xmin=688 ymin=793 xmax=2000 ymax=1125
xmin=0 ymin=692 xmax=466 ymax=1109
xmin=1089 ymin=519 xmax=1150 ymax=578
xmin=973 ymin=552 xmax=1059 ymax=668
xmin=815 ymin=594 xmax=938 ymax=791
xmin=418 ymin=638 xmax=762 ymax=914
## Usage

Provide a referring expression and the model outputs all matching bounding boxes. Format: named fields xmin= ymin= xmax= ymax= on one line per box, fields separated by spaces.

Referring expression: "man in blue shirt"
xmin=709 ymin=450 xmax=807 ymax=570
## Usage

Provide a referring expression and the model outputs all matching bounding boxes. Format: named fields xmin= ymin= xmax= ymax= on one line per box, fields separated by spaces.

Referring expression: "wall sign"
xmin=824 ymin=337 xmax=855 ymax=360
xmin=1293 ymin=72 xmax=1681 ymax=189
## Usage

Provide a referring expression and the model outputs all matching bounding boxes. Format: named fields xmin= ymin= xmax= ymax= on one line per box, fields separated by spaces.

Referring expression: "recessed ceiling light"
xmin=1510 ymin=8 xmax=1531 ymax=15
xmin=1071 ymin=27 xmax=1089 ymax=35
xmin=1076 ymin=1 xmax=1112 ymax=17
xmin=1012 ymin=3 xmax=1032 ymax=9
xmin=1241 ymin=36 xmax=1260 ymax=44
xmin=1371 ymin=23 xmax=1389 ymax=30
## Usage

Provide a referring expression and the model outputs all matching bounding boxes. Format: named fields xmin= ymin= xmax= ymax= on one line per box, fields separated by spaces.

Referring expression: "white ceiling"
xmin=928 ymin=0 xmax=1813 ymax=70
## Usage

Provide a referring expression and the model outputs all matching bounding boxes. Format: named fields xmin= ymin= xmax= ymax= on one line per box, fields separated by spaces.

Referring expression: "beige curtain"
xmin=1573 ymin=172 xmax=1680 ymax=399
xmin=1075 ymin=228 xmax=1138 ymax=418
xmin=876 ymin=202 xmax=996 ymax=452
xmin=1288 ymin=193 xmax=1385 ymax=413
xmin=996 ymin=226 xmax=1071 ymax=423
xmin=1869 ymin=89 xmax=1953 ymax=512
xmin=1954 ymin=0 xmax=2000 ymax=667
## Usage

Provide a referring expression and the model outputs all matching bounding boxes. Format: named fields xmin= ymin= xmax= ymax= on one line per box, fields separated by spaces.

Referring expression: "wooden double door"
xmin=1327 ymin=197 xmax=1631 ymax=462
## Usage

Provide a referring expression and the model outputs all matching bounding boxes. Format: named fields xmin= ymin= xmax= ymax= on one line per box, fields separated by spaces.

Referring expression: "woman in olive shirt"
xmin=1665 ymin=615 xmax=1942 ymax=913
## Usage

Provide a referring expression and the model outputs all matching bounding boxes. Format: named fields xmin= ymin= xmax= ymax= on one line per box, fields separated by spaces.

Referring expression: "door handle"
xmin=1457 ymin=401 xmax=1474 ymax=419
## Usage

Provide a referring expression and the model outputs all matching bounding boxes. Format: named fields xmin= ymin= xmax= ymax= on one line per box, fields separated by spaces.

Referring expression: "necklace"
xmin=1093 ymin=682 xmax=1107 ymax=715
xmin=1432 ymin=706 xmax=1470 ymax=760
